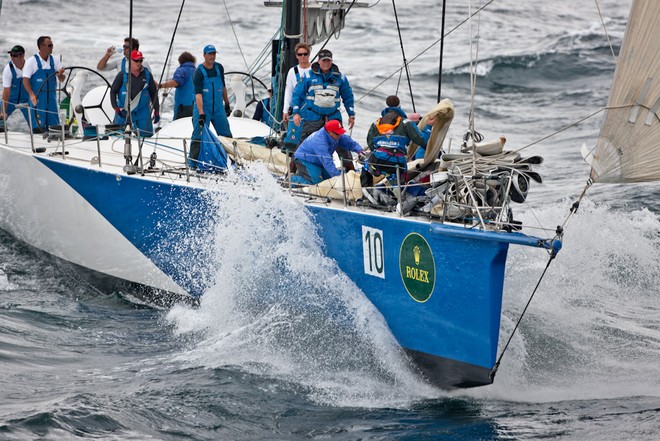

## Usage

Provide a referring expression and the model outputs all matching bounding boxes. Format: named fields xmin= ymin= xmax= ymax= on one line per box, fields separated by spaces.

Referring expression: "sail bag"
xmin=197 ymin=125 xmax=229 ymax=172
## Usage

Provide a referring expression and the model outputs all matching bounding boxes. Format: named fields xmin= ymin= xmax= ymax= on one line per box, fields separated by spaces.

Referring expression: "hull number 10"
xmin=362 ymin=226 xmax=385 ymax=279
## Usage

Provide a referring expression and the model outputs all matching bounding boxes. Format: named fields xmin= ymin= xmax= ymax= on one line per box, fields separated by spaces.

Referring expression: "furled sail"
xmin=587 ymin=0 xmax=660 ymax=183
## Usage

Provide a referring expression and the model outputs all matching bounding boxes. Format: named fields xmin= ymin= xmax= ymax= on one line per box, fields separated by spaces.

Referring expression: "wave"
xmin=442 ymin=46 xmax=617 ymax=93
xmin=166 ymin=164 xmax=441 ymax=407
xmin=470 ymin=200 xmax=660 ymax=402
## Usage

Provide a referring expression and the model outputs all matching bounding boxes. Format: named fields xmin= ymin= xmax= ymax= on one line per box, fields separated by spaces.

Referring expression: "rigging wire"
xmin=489 ymin=235 xmax=561 ymax=382
xmin=221 ymin=0 xmax=250 ymax=71
xmin=489 ymin=0 xmax=631 ymax=365
xmin=513 ymin=107 xmax=605 ymax=154
xmin=303 ymin=0 xmax=308 ymax=43
xmin=391 ymin=0 xmax=416 ymax=112
xmin=355 ymin=0 xmax=497 ymax=104
xmin=594 ymin=0 xmax=617 ymax=61
xmin=156 ymin=0 xmax=187 ymax=91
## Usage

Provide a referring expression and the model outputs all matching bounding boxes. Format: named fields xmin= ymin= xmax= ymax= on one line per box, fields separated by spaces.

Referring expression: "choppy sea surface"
xmin=1 ymin=0 xmax=659 ymax=439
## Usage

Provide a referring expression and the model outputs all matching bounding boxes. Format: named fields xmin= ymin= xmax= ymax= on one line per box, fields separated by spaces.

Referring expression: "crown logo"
xmin=413 ymin=245 xmax=421 ymax=265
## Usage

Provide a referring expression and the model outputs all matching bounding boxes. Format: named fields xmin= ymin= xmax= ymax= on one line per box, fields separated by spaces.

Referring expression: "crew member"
xmin=291 ymin=120 xmax=364 ymax=185
xmin=1 ymin=45 xmax=30 ymax=129
xmin=189 ymin=44 xmax=232 ymax=167
xmin=22 ymin=36 xmax=66 ymax=132
xmin=110 ymin=50 xmax=159 ymax=137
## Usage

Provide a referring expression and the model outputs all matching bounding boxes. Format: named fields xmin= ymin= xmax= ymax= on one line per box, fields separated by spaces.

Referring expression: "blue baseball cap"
xmin=203 ymin=44 xmax=217 ymax=54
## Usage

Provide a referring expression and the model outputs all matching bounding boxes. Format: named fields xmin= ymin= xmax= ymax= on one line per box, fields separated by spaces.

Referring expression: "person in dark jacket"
xmin=110 ymin=50 xmax=160 ymax=137
xmin=361 ymin=95 xmax=433 ymax=189
xmin=252 ymin=88 xmax=274 ymax=126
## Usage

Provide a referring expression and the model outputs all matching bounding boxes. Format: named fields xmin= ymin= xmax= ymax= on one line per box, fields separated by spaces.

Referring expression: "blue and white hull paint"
xmin=0 ymin=141 xmax=202 ymax=299
xmin=311 ymin=206 xmax=557 ymax=388
xmin=0 ymin=124 xmax=558 ymax=389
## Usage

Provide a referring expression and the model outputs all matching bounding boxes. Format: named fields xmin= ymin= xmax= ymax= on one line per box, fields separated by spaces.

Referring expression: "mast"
xmin=123 ymin=0 xmax=136 ymax=174
xmin=270 ymin=0 xmax=302 ymax=123
xmin=437 ymin=0 xmax=447 ymax=102
xmin=283 ymin=0 xmax=302 ymax=78
xmin=265 ymin=0 xmax=367 ymax=122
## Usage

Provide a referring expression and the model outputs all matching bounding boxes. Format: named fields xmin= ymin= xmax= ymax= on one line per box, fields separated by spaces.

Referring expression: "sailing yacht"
xmin=2 ymin=0 xmax=652 ymax=389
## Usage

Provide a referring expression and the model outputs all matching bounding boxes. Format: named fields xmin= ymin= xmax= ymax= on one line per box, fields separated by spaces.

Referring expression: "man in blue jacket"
xmin=291 ymin=120 xmax=364 ymax=185
xmin=158 ymin=51 xmax=196 ymax=120
xmin=291 ymin=49 xmax=355 ymax=144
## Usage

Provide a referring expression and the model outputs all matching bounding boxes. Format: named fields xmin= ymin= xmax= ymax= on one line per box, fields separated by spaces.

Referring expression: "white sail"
xmin=589 ymin=0 xmax=660 ymax=183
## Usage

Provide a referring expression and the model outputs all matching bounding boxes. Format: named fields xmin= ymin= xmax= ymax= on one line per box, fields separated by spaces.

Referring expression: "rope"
xmin=561 ymin=178 xmax=593 ymax=231
xmin=489 ymin=230 xmax=561 ymax=382
xmin=489 ymin=170 xmax=596 ymax=382
xmin=221 ymin=0 xmax=250 ymax=71
xmin=156 ymin=0 xmax=186 ymax=90
xmin=594 ymin=0 xmax=617 ymax=61
xmin=392 ymin=0 xmax=416 ymax=112
xmin=513 ymin=107 xmax=605 ymax=154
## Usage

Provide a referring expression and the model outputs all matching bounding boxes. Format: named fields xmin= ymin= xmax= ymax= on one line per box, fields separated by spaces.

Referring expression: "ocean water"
xmin=1 ymin=0 xmax=659 ymax=439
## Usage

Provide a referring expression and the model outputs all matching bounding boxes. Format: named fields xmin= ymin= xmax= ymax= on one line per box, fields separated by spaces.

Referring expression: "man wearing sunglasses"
xmin=291 ymin=48 xmax=356 ymax=171
xmin=1 ymin=45 xmax=30 ymax=130
xmin=110 ymin=50 xmax=159 ymax=137
xmin=97 ymin=37 xmax=151 ymax=74
xmin=282 ymin=42 xmax=312 ymax=122
xmin=22 ymin=36 xmax=66 ymax=132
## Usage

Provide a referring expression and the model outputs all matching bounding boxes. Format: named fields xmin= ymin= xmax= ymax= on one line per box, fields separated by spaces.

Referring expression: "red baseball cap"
xmin=324 ymin=119 xmax=346 ymax=135
xmin=131 ymin=50 xmax=144 ymax=61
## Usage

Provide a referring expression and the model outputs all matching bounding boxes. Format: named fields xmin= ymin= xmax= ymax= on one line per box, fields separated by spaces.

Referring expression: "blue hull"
xmin=310 ymin=206 xmax=519 ymax=388
xmin=33 ymin=156 xmax=554 ymax=389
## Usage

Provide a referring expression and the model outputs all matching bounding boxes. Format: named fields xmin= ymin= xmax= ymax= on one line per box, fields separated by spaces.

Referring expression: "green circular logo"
xmin=399 ymin=233 xmax=436 ymax=302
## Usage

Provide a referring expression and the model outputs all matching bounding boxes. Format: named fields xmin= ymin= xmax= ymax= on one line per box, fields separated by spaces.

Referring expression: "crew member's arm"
xmin=291 ymin=80 xmax=306 ymax=126
xmin=23 ymin=78 xmax=36 ymax=106
xmin=109 ymin=72 xmax=123 ymax=110
xmin=97 ymin=46 xmax=115 ymax=71
xmin=338 ymin=134 xmax=364 ymax=155
xmin=195 ymin=93 xmax=204 ymax=114
xmin=192 ymin=68 xmax=204 ymax=116
xmin=339 ymin=75 xmax=356 ymax=129
xmin=159 ymin=79 xmax=180 ymax=89
xmin=223 ymin=88 xmax=230 ymax=108
xmin=282 ymin=68 xmax=297 ymax=122
xmin=405 ymin=119 xmax=434 ymax=147
xmin=147 ymin=71 xmax=159 ymax=113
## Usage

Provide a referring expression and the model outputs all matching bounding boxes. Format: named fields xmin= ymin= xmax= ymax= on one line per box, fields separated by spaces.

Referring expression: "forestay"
xmin=587 ymin=0 xmax=660 ymax=183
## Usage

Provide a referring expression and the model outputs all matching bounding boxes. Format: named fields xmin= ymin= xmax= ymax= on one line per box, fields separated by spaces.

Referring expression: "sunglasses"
xmin=10 ymin=54 xmax=23 ymax=58
xmin=296 ymin=52 xmax=309 ymax=56
xmin=123 ymin=45 xmax=131 ymax=49
xmin=46 ymin=44 xmax=54 ymax=48
xmin=133 ymin=59 xmax=144 ymax=63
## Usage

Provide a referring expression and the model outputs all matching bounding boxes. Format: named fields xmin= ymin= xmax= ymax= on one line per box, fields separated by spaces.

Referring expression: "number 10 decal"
xmin=362 ymin=226 xmax=385 ymax=278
